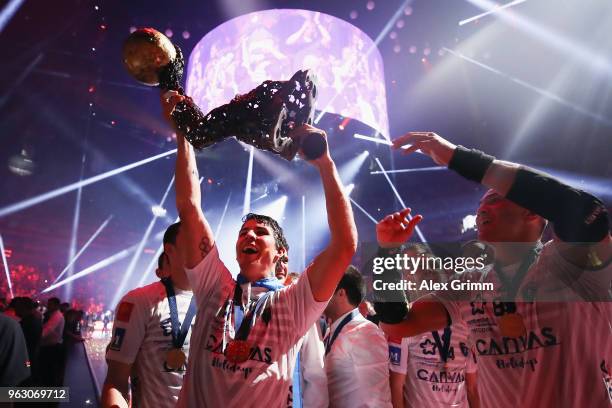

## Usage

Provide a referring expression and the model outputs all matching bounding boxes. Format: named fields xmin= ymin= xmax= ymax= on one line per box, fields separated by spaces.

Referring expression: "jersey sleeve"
xmin=300 ymin=324 xmax=329 ymax=408
xmin=105 ymin=290 xmax=150 ymax=365
xmin=276 ymin=273 xmax=329 ymax=343
xmin=520 ymin=241 xmax=612 ymax=301
xmin=388 ymin=336 xmax=409 ymax=374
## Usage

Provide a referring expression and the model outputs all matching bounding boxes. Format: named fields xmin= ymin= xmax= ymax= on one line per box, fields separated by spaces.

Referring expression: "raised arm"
xmin=392 ymin=132 xmax=611 ymax=268
xmin=373 ymin=209 xmax=450 ymax=338
xmin=296 ymin=125 xmax=358 ymax=301
xmin=161 ymin=91 xmax=215 ymax=268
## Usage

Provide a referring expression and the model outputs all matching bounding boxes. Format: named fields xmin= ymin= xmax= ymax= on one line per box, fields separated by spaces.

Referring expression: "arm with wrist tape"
xmin=450 ymin=146 xmax=609 ymax=243
xmin=505 ymin=167 xmax=609 ymax=243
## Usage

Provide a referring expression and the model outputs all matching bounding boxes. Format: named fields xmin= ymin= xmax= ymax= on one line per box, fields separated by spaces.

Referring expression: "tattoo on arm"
xmin=199 ymin=237 xmax=212 ymax=259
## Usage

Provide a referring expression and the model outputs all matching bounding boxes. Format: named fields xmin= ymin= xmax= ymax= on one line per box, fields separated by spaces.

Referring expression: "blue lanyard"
xmin=162 ymin=278 xmax=196 ymax=348
xmin=325 ymin=310 xmax=359 ymax=355
xmin=431 ymin=327 xmax=452 ymax=364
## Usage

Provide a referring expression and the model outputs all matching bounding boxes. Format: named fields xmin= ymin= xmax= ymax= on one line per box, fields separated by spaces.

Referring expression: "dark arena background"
xmin=0 ymin=0 xmax=610 ymax=405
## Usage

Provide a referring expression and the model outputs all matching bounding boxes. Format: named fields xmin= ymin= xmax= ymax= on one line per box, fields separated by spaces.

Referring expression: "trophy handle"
xmin=300 ymin=133 xmax=327 ymax=161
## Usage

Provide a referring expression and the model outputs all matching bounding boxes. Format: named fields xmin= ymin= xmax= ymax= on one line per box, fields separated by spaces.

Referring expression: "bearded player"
xmin=378 ymin=132 xmax=610 ymax=407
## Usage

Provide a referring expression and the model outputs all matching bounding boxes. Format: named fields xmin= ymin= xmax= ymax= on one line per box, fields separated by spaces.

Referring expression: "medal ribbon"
xmin=230 ymin=275 xmax=285 ymax=341
xmin=495 ymin=241 xmax=543 ymax=299
xmin=431 ymin=327 xmax=452 ymax=365
xmin=162 ymin=278 xmax=197 ymax=349
xmin=325 ymin=309 xmax=360 ymax=356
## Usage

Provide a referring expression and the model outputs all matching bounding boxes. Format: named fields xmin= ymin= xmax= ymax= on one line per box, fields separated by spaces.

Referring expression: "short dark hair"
xmin=10 ymin=297 xmax=37 ymax=311
xmin=242 ymin=213 xmax=289 ymax=251
xmin=158 ymin=252 xmax=168 ymax=269
xmin=48 ymin=297 xmax=60 ymax=306
xmin=163 ymin=222 xmax=181 ymax=245
xmin=336 ymin=265 xmax=365 ymax=307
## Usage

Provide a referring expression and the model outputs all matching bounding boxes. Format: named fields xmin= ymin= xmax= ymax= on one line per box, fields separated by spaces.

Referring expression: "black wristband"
xmin=448 ymin=145 xmax=495 ymax=183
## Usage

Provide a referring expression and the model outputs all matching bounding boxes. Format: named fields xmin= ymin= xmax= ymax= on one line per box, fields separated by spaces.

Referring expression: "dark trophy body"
xmin=123 ymin=28 xmax=325 ymax=160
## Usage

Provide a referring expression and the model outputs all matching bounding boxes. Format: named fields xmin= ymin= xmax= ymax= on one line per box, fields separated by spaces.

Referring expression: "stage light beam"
xmin=111 ymin=175 xmax=175 ymax=307
xmin=459 ymin=0 xmax=527 ymax=26
xmin=349 ymin=198 xmax=378 ymax=224
xmin=442 ymin=47 xmax=612 ymax=126
xmin=0 ymin=149 xmax=177 ymax=219
xmin=339 ymin=150 xmax=370 ymax=184
xmin=464 ymin=0 xmax=612 ymax=78
xmin=0 ymin=234 xmax=13 ymax=298
xmin=215 ymin=193 xmax=233 ymax=240
xmin=243 ymin=146 xmax=254 ymax=215
xmin=65 ymin=152 xmax=87 ymax=300
xmin=0 ymin=0 xmax=25 ymax=33
xmin=370 ymin=166 xmax=447 ymax=174
xmin=53 ymin=215 xmax=114 ymax=284
xmin=42 ymin=229 xmax=170 ymax=294
xmin=301 ymin=195 xmax=306 ymax=270
xmin=374 ymin=158 xmax=427 ymax=243
xmin=42 ymin=248 xmax=134 ymax=294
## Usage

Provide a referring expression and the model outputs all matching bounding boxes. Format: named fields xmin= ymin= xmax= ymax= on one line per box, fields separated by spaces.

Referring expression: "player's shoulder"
xmin=346 ymin=315 xmax=384 ymax=338
xmin=121 ymin=281 xmax=166 ymax=306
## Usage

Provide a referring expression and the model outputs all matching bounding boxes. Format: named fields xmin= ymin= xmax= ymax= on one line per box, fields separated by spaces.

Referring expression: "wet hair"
xmin=163 ymin=222 xmax=182 ymax=245
xmin=336 ymin=265 xmax=366 ymax=307
xmin=242 ymin=213 xmax=289 ymax=251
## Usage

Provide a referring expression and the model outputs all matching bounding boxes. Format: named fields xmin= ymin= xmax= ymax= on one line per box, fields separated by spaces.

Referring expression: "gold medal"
xmin=225 ymin=340 xmax=251 ymax=363
xmin=498 ymin=313 xmax=526 ymax=338
xmin=165 ymin=348 xmax=187 ymax=370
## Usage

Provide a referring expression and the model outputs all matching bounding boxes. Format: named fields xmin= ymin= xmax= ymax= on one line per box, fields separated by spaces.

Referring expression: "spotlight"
xmin=339 ymin=149 xmax=370 ymax=183
xmin=345 ymin=183 xmax=355 ymax=195
xmin=461 ymin=214 xmax=477 ymax=233
xmin=8 ymin=150 xmax=35 ymax=176
xmin=151 ymin=205 xmax=167 ymax=217
xmin=255 ymin=196 xmax=288 ymax=220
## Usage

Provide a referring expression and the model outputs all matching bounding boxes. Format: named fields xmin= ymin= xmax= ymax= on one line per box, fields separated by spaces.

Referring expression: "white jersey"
xmin=106 ymin=281 xmax=194 ymax=408
xmin=325 ymin=309 xmax=392 ymax=408
xmin=299 ymin=323 xmax=328 ymax=408
xmin=177 ymin=245 xmax=328 ymax=408
xmin=41 ymin=310 xmax=64 ymax=346
xmin=434 ymin=240 xmax=612 ymax=407
xmin=388 ymin=318 xmax=476 ymax=408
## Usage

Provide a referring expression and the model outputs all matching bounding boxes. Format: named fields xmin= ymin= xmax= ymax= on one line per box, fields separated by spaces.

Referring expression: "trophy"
xmin=122 ymin=28 xmax=326 ymax=160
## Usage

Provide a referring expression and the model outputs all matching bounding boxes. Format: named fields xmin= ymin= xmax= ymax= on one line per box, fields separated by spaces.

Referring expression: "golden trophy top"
xmin=122 ymin=28 xmax=176 ymax=86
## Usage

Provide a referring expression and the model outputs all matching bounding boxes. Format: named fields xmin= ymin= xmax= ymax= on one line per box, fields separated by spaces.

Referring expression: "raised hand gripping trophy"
xmin=122 ymin=28 xmax=326 ymax=160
